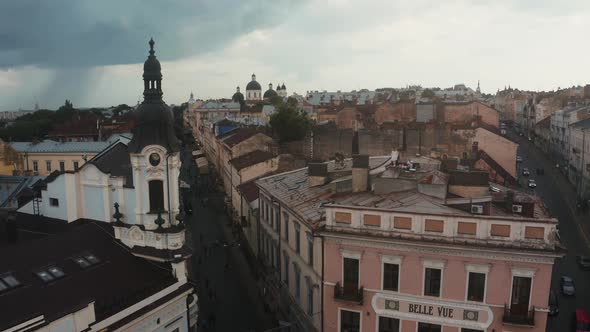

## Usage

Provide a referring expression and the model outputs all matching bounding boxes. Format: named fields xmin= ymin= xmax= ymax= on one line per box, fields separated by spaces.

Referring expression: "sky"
xmin=1 ymin=0 xmax=590 ymax=110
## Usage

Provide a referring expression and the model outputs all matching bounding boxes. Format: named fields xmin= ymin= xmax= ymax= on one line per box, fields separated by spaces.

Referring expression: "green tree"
xmin=269 ymin=101 xmax=311 ymax=142
xmin=421 ymin=89 xmax=435 ymax=99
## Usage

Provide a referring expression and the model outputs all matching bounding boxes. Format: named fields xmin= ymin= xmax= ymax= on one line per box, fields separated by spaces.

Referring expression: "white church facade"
xmin=12 ymin=38 xmax=197 ymax=332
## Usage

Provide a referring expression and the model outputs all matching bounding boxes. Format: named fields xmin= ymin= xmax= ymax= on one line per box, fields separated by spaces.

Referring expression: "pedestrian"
xmin=199 ymin=233 xmax=203 ymax=243
xmin=209 ymin=313 xmax=216 ymax=328
xmin=224 ymin=262 xmax=230 ymax=271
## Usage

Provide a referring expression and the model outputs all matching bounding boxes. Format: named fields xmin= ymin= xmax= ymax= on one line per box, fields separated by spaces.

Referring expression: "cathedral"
xmin=241 ymin=73 xmax=287 ymax=101
xmin=11 ymin=39 xmax=197 ymax=330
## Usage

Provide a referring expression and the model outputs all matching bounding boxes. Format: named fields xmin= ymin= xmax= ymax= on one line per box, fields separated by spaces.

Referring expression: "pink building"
xmin=321 ymin=155 xmax=562 ymax=332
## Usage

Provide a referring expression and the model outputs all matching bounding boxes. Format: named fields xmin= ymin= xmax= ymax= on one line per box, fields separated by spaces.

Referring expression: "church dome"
xmin=232 ymin=92 xmax=244 ymax=102
xmin=246 ymin=80 xmax=261 ymax=90
xmin=264 ymin=89 xmax=278 ymax=99
xmin=128 ymin=38 xmax=180 ymax=153
xmin=246 ymin=73 xmax=262 ymax=90
xmin=143 ymin=38 xmax=162 ymax=80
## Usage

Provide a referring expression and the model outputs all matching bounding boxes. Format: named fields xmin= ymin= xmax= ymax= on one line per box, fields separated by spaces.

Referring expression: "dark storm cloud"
xmin=0 ymin=0 xmax=302 ymax=68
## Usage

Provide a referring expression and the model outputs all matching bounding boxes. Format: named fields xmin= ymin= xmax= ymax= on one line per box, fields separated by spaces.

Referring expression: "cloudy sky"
xmin=1 ymin=0 xmax=589 ymax=110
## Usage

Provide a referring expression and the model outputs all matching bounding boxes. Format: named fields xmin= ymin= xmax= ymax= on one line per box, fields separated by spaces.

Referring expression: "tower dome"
xmin=128 ymin=38 xmax=180 ymax=153
xmin=232 ymin=86 xmax=245 ymax=103
xmin=246 ymin=73 xmax=262 ymax=90
xmin=264 ymin=83 xmax=278 ymax=99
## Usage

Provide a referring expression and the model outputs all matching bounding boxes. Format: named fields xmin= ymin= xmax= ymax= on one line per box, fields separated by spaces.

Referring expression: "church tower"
xmin=114 ymin=39 xmax=189 ymax=273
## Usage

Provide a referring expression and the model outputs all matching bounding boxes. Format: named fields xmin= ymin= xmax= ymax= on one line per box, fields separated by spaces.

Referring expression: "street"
xmin=508 ymin=131 xmax=590 ymax=331
xmin=179 ymin=147 xmax=277 ymax=332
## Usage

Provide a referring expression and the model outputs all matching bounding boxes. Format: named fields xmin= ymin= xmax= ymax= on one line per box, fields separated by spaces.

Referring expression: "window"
xmin=467 ymin=272 xmax=486 ymax=302
xmin=73 ymin=161 xmax=79 ymax=170
xmin=340 ymin=310 xmax=360 ymax=332
xmin=46 ymin=161 xmax=51 ymax=172
xmin=510 ymin=276 xmax=532 ymax=315
xmin=283 ymin=252 xmax=289 ymax=286
xmin=148 ymin=180 xmax=165 ymax=212
xmin=294 ymin=263 xmax=301 ymax=302
xmin=36 ymin=266 xmax=66 ymax=282
xmin=73 ymin=253 xmax=101 ymax=269
xmin=378 ymin=316 xmax=400 ymax=332
xmin=0 ymin=274 xmax=21 ymax=292
xmin=295 ymin=223 xmax=301 ymax=253
xmin=307 ymin=233 xmax=314 ymax=265
xmin=270 ymin=206 xmax=274 ymax=226
xmin=418 ymin=322 xmax=441 ymax=332
xmin=461 ymin=329 xmax=484 ymax=332
xmin=343 ymin=257 xmax=359 ymax=294
xmin=306 ymin=276 xmax=314 ymax=316
xmin=59 ymin=161 xmax=65 ymax=172
xmin=283 ymin=212 xmax=289 ymax=241
xmin=49 ymin=198 xmax=59 ymax=207
xmin=424 ymin=268 xmax=441 ymax=297
xmin=383 ymin=263 xmax=399 ymax=291
xmin=33 ymin=161 xmax=39 ymax=173
xmin=275 ymin=209 xmax=280 ymax=231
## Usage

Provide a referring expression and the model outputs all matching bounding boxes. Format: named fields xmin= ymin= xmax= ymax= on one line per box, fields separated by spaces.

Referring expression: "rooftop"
xmin=256 ymin=156 xmax=392 ymax=226
xmin=229 ymin=150 xmax=275 ymax=171
xmin=222 ymin=129 xmax=264 ymax=148
xmin=0 ymin=221 xmax=177 ymax=330
xmin=197 ymin=100 xmax=241 ymax=110
xmin=10 ymin=140 xmax=110 ymax=154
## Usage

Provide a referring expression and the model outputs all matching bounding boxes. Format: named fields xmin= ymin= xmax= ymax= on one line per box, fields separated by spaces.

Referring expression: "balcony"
xmin=334 ymin=282 xmax=363 ymax=304
xmin=502 ymin=305 xmax=535 ymax=326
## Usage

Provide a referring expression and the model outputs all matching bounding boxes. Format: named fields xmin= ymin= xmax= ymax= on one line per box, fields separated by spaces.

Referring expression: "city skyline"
xmin=1 ymin=0 xmax=590 ymax=110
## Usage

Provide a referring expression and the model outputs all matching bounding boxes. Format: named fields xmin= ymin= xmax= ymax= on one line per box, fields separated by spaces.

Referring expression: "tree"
xmin=269 ymin=101 xmax=311 ymax=142
xmin=421 ymin=89 xmax=435 ymax=99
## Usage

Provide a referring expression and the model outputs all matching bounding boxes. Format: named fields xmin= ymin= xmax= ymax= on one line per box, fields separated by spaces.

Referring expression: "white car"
xmin=528 ymin=179 xmax=537 ymax=188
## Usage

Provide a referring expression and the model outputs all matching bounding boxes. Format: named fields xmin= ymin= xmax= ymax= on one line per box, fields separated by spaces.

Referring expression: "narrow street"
xmin=507 ymin=131 xmax=590 ymax=331
xmin=178 ymin=147 xmax=277 ymax=332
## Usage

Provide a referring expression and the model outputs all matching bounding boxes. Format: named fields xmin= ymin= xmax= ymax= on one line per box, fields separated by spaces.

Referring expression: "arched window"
xmin=149 ymin=180 xmax=164 ymax=212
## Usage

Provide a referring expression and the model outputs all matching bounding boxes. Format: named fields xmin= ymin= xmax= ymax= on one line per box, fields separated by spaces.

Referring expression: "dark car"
xmin=561 ymin=276 xmax=575 ymax=296
xmin=577 ymin=256 xmax=590 ymax=270
xmin=536 ymin=167 xmax=544 ymax=175
xmin=548 ymin=290 xmax=559 ymax=316
xmin=522 ymin=168 xmax=530 ymax=176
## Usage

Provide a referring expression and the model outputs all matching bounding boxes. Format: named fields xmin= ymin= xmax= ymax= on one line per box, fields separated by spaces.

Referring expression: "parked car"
xmin=576 ymin=309 xmax=590 ymax=332
xmin=548 ymin=289 xmax=559 ymax=316
xmin=516 ymin=156 xmax=523 ymax=163
xmin=561 ymin=276 xmax=575 ymax=296
xmin=577 ymin=256 xmax=590 ymax=270
xmin=522 ymin=168 xmax=530 ymax=176
xmin=528 ymin=179 xmax=537 ymax=188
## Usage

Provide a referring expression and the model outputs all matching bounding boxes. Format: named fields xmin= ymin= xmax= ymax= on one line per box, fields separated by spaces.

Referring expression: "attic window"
xmin=0 ymin=274 xmax=21 ymax=290
xmin=73 ymin=253 xmax=101 ymax=268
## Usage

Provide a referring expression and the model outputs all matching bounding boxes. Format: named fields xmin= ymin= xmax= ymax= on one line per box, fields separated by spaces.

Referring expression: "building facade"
xmin=7 ymin=39 xmax=197 ymax=331
xmin=10 ymin=140 xmax=111 ymax=176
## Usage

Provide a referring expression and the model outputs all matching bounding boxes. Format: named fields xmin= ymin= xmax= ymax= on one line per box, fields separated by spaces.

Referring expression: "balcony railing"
xmin=502 ymin=305 xmax=535 ymax=326
xmin=334 ymin=282 xmax=363 ymax=304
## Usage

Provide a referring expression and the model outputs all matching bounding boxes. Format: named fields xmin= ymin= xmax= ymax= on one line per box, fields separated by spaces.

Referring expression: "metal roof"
xmin=256 ymin=156 xmax=392 ymax=226
xmin=10 ymin=140 xmax=110 ymax=154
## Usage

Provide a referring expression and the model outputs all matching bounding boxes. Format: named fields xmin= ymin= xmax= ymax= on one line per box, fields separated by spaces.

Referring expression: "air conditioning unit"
xmin=512 ymin=205 xmax=523 ymax=213
xmin=471 ymin=205 xmax=484 ymax=214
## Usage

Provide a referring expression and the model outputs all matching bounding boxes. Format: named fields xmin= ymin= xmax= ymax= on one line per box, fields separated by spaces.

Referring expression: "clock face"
xmin=149 ymin=153 xmax=161 ymax=166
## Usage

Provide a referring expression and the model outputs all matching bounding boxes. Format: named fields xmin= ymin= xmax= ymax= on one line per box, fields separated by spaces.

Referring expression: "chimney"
xmin=308 ymin=162 xmax=328 ymax=187
xmin=352 ymin=119 xmax=360 ymax=155
xmin=352 ymin=155 xmax=369 ymax=192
